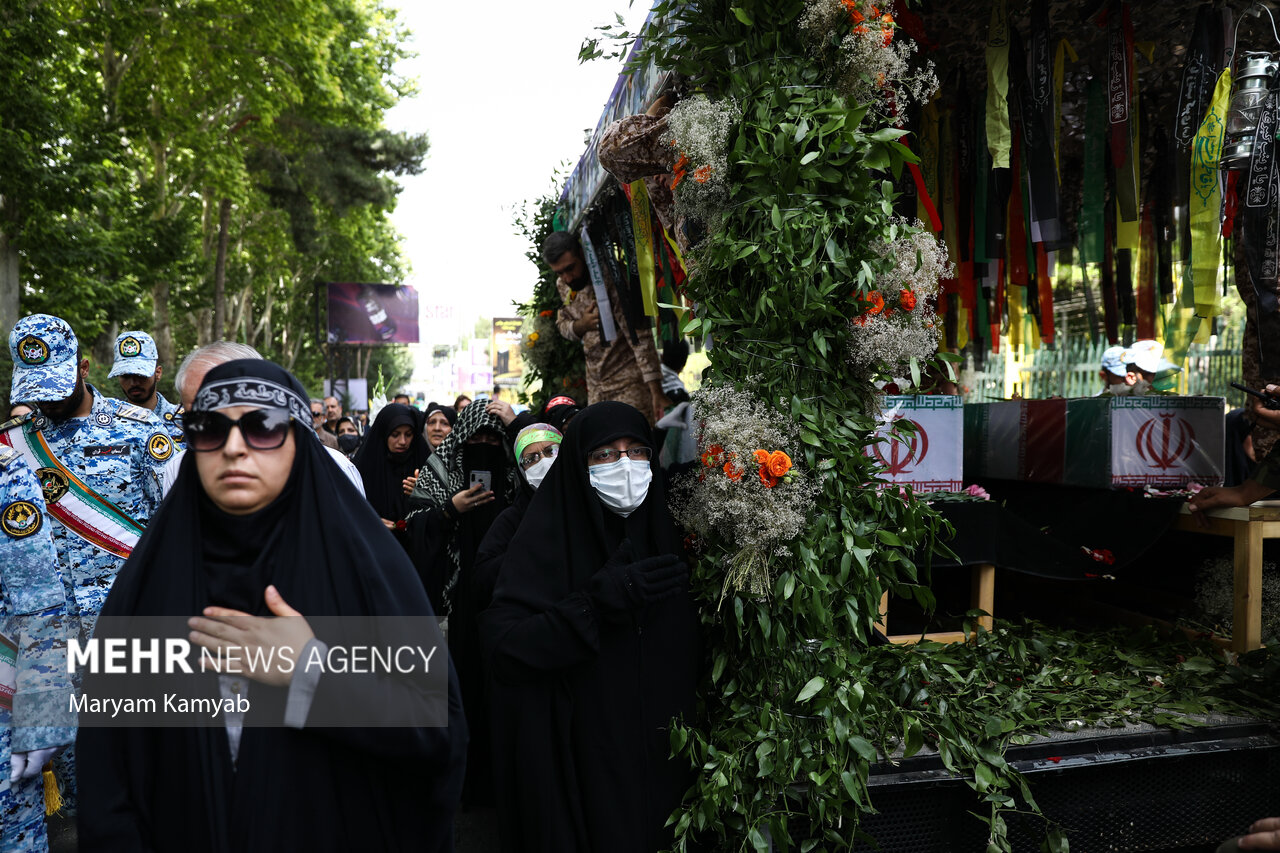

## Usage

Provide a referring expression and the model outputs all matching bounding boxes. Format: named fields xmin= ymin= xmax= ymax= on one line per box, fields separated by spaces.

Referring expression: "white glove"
xmin=10 ymin=747 xmax=59 ymax=783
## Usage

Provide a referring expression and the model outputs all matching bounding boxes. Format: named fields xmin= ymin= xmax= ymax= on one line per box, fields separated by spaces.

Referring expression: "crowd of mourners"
xmin=0 ymin=310 xmax=698 ymax=853
xmin=5 ymin=299 xmax=1278 ymax=852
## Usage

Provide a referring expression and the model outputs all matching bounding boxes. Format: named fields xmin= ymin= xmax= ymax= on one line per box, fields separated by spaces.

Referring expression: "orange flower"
xmin=758 ymin=467 xmax=779 ymax=488
xmin=693 ymin=165 xmax=712 ymax=183
xmin=753 ymin=449 xmax=770 ymax=465
xmin=724 ymin=461 xmax=743 ymax=481
xmin=852 ymin=314 xmax=870 ymax=328
xmin=899 ymin=289 xmax=917 ymax=311
xmin=767 ymin=450 xmax=792 ymax=478
xmin=539 ymin=309 xmax=554 ymax=318
xmin=672 ymin=153 xmax=690 ymax=188
xmin=867 ymin=291 xmax=885 ymax=315
xmin=879 ymin=11 xmax=895 ymax=47
xmin=702 ymin=443 xmax=726 ymax=469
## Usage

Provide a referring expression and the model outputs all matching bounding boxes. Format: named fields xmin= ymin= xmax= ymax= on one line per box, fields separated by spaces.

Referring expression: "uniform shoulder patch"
xmin=1 ymin=500 xmax=42 ymax=539
xmin=113 ymin=402 xmax=158 ymax=424
xmin=146 ymin=433 xmax=174 ymax=462
xmin=0 ymin=445 xmax=17 ymax=468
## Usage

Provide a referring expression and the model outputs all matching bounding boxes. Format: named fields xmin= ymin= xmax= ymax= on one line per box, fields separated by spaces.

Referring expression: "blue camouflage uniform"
xmin=8 ymin=394 xmax=166 ymax=641
xmin=0 ymin=446 xmax=75 ymax=852
xmin=152 ymin=392 xmax=184 ymax=442
xmin=108 ymin=330 xmax=183 ymax=443
xmin=7 ymin=314 xmax=167 ymax=815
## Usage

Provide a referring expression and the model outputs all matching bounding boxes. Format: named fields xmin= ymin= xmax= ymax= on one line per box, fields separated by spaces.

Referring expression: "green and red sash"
xmin=0 ymin=425 xmax=143 ymax=559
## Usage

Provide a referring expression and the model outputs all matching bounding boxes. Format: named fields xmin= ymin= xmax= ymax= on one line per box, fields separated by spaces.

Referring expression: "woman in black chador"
xmin=353 ymin=402 xmax=429 ymax=551
xmin=76 ymin=360 xmax=467 ymax=853
xmin=481 ymin=401 xmax=699 ymax=853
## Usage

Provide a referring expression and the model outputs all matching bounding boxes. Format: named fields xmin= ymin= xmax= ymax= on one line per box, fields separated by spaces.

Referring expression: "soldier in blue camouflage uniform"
xmin=4 ymin=314 xmax=166 ymax=814
xmin=0 ymin=446 xmax=75 ymax=852
xmin=108 ymin=330 xmax=183 ymax=443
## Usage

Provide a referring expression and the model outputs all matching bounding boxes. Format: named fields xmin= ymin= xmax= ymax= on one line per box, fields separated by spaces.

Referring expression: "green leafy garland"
xmin=571 ymin=2 xmax=1280 ymax=851
xmin=513 ymin=180 xmax=587 ymax=409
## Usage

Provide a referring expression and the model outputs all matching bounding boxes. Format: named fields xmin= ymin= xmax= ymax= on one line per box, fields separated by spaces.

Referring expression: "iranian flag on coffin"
xmin=868 ymin=396 xmax=963 ymax=491
xmin=1064 ymin=396 xmax=1225 ymax=488
xmin=962 ymin=400 xmax=1066 ymax=483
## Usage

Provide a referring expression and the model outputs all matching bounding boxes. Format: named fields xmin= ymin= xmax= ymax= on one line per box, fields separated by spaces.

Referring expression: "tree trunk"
xmin=196 ymin=308 xmax=212 ymax=346
xmin=213 ymin=198 xmax=231 ymax=340
xmin=0 ymin=225 xmax=19 ymax=353
xmin=244 ymin=290 xmax=255 ymax=350
xmin=153 ymin=280 xmax=174 ymax=369
xmin=92 ymin=324 xmax=119 ymax=369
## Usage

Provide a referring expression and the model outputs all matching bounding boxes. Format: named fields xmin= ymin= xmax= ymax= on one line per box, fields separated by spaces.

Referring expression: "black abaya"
xmin=480 ymin=402 xmax=699 ymax=853
xmin=353 ymin=403 xmax=429 ymax=550
xmin=77 ymin=360 xmax=467 ymax=853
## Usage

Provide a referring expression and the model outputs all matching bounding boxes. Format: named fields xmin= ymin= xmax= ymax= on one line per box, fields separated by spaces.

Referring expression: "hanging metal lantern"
xmin=1222 ymin=52 xmax=1280 ymax=170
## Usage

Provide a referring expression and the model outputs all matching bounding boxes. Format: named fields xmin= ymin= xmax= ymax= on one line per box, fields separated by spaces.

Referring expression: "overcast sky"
xmin=383 ymin=0 xmax=652 ymax=363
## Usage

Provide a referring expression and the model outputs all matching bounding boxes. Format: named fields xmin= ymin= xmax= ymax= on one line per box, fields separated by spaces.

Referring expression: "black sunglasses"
xmin=184 ymin=408 xmax=294 ymax=452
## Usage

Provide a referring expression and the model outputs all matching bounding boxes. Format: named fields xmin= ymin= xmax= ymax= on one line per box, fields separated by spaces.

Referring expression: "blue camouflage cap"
xmin=108 ymin=330 xmax=159 ymax=378
xmin=1100 ymin=345 xmax=1128 ymax=379
xmin=9 ymin=314 xmax=79 ymax=403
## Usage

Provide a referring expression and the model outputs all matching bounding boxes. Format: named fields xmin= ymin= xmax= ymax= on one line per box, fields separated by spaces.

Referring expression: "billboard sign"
xmin=327 ymin=283 xmax=419 ymax=344
xmin=492 ymin=318 xmax=524 ymax=389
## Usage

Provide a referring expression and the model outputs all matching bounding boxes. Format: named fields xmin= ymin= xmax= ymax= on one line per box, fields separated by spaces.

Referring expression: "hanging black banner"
xmin=1246 ymin=91 xmax=1279 ymax=210
xmin=1151 ymin=127 xmax=1177 ymax=301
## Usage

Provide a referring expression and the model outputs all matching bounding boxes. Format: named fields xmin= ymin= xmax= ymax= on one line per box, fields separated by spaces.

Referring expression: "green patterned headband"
xmin=514 ymin=424 xmax=563 ymax=459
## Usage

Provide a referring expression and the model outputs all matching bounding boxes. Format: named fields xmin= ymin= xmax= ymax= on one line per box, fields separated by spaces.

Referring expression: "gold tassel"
xmin=42 ymin=762 xmax=62 ymax=816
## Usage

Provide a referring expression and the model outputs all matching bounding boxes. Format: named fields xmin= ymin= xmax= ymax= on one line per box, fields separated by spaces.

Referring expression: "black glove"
xmin=586 ymin=539 xmax=689 ymax=620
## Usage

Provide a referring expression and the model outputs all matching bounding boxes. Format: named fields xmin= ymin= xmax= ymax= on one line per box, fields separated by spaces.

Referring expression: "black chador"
xmin=77 ymin=360 xmax=467 ymax=853
xmin=480 ymin=402 xmax=699 ymax=853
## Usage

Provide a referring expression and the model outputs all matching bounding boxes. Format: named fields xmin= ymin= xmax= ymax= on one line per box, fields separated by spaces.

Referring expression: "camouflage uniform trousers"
xmin=0 ymin=714 xmax=49 ymax=853
xmin=0 ymin=450 xmax=73 ymax=852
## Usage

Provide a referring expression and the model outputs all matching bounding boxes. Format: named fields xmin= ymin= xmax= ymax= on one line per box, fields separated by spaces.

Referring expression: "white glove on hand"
xmin=10 ymin=747 xmax=59 ymax=783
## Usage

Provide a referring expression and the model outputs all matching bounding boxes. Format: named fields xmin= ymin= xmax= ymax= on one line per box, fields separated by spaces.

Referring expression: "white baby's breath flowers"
xmin=1195 ymin=556 xmax=1279 ymax=641
xmin=847 ymin=221 xmax=951 ymax=373
xmin=800 ymin=0 xmax=938 ymax=112
xmin=670 ymin=381 xmax=818 ymax=601
xmin=663 ymin=95 xmax=740 ymax=225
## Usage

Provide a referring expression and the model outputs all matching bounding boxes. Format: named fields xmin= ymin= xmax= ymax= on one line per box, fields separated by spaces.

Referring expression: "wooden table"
xmin=875 ymin=563 xmax=995 ymax=645
xmin=1174 ymin=502 xmax=1278 ymax=653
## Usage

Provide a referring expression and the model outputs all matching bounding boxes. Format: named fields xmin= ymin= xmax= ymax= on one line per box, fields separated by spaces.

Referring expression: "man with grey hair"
xmin=160 ymin=342 xmax=363 ymax=495
xmin=174 ymin=341 xmax=262 ymax=410
xmin=542 ymin=230 xmax=668 ymax=424
xmin=309 ymin=397 xmax=340 ymax=449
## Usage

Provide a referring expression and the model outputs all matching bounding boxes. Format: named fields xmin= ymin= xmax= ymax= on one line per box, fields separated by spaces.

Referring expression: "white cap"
xmin=1125 ymin=340 xmax=1180 ymax=375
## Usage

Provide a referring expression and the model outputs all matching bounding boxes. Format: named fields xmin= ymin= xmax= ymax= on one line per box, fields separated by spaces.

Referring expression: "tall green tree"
xmin=5 ymin=0 xmax=423 ymax=403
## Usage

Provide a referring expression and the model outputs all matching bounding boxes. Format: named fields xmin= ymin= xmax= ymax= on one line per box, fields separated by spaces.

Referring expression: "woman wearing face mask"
xmin=406 ymin=400 xmax=515 ymax=815
xmin=406 ymin=401 xmax=514 ymax=614
xmin=76 ymin=360 xmax=467 ymax=852
xmin=448 ymin=423 xmax=562 ymax=832
xmin=423 ymin=404 xmax=456 ymax=452
xmin=333 ymin=416 xmax=361 ymax=457
xmin=480 ymin=402 xmax=698 ymax=853
xmin=353 ymin=403 xmax=429 ymax=551
xmin=473 ymin=423 xmax=563 ymax=612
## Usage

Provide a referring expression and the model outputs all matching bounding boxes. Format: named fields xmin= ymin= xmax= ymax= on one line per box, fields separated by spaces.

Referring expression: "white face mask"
xmin=523 ymin=456 xmax=555 ymax=490
xmin=588 ymin=458 xmax=652 ymax=517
